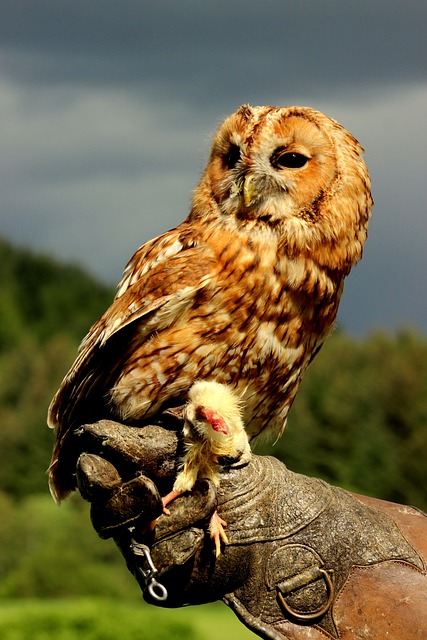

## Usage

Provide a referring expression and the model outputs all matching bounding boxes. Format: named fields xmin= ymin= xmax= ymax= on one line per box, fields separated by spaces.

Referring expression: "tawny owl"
xmin=48 ymin=104 xmax=373 ymax=502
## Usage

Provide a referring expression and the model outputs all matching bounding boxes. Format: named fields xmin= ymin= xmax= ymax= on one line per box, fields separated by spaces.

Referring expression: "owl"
xmin=48 ymin=104 xmax=373 ymax=502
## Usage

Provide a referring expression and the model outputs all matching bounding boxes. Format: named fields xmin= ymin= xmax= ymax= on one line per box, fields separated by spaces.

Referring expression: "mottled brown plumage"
xmin=48 ymin=104 xmax=373 ymax=502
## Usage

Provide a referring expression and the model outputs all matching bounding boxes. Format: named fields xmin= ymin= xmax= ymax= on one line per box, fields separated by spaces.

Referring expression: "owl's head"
xmin=190 ymin=104 xmax=373 ymax=271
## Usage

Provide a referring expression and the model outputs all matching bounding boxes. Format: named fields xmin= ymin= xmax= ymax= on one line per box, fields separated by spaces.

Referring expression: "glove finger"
xmin=76 ymin=421 xmax=179 ymax=490
xmin=76 ymin=453 xmax=163 ymax=539
xmin=154 ymin=479 xmax=217 ymax=540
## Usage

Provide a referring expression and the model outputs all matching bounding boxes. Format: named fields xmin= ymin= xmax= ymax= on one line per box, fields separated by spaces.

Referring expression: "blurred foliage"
xmin=0 ymin=599 xmax=198 ymax=640
xmin=0 ymin=493 xmax=138 ymax=599
xmin=0 ymin=235 xmax=426 ymax=616
xmin=0 ymin=237 xmax=114 ymax=349
xmin=0 ymin=237 xmax=114 ymax=497
xmin=260 ymin=329 xmax=427 ymax=509
xmin=0 ymin=599 xmax=255 ymax=640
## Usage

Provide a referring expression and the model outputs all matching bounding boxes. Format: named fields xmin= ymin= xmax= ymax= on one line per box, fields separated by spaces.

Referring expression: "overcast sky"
xmin=1 ymin=1 xmax=426 ymax=334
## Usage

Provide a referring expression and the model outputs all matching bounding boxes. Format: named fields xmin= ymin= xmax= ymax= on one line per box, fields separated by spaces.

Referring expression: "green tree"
xmin=0 ymin=236 xmax=114 ymax=350
xmin=0 ymin=336 xmax=78 ymax=497
xmin=260 ymin=330 xmax=427 ymax=509
xmin=0 ymin=493 xmax=138 ymax=599
xmin=0 ymin=236 xmax=115 ymax=498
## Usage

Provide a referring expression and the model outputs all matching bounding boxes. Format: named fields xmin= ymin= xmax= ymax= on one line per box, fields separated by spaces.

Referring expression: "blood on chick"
xmin=162 ymin=380 xmax=251 ymax=556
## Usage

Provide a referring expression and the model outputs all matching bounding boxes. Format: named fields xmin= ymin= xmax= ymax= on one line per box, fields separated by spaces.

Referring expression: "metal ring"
xmin=147 ymin=578 xmax=168 ymax=602
xmin=277 ymin=568 xmax=334 ymax=622
xmin=129 ymin=539 xmax=169 ymax=602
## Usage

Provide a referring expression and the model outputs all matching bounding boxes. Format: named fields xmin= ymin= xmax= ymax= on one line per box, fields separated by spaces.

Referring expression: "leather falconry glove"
xmin=74 ymin=418 xmax=427 ymax=640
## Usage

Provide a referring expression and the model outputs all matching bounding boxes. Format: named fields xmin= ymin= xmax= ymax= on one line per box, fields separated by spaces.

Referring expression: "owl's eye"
xmin=270 ymin=149 xmax=309 ymax=170
xmin=224 ymin=144 xmax=241 ymax=170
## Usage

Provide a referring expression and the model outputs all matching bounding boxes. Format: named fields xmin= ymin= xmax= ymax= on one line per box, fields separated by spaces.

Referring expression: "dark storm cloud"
xmin=1 ymin=0 xmax=425 ymax=102
xmin=0 ymin=1 xmax=425 ymax=334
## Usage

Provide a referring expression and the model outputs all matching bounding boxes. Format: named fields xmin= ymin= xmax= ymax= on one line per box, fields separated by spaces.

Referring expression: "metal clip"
xmin=130 ymin=539 xmax=168 ymax=602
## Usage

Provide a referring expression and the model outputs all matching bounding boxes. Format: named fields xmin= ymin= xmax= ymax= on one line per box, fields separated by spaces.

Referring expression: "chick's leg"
xmin=209 ymin=510 xmax=229 ymax=557
xmin=161 ymin=465 xmax=196 ymax=515
xmin=161 ymin=490 xmax=183 ymax=515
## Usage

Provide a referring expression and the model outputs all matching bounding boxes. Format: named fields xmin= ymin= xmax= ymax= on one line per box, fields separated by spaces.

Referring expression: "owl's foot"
xmin=161 ymin=489 xmax=183 ymax=515
xmin=209 ymin=510 xmax=229 ymax=557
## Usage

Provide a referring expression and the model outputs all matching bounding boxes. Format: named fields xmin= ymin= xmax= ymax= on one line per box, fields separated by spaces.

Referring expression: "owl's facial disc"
xmin=216 ymin=142 xmax=316 ymax=221
xmin=201 ymin=106 xmax=367 ymax=232
xmin=242 ymin=148 xmax=310 ymax=208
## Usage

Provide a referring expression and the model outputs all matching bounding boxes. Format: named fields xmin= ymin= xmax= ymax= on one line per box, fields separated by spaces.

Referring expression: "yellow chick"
xmin=162 ymin=380 xmax=251 ymax=556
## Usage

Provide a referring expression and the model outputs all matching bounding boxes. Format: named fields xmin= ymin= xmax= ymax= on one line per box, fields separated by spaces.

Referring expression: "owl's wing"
xmin=47 ymin=223 xmax=215 ymax=434
xmin=80 ymin=226 xmax=204 ymax=349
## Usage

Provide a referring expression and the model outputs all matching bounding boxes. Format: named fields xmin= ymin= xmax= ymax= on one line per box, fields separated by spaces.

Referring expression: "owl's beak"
xmin=243 ymin=174 xmax=256 ymax=207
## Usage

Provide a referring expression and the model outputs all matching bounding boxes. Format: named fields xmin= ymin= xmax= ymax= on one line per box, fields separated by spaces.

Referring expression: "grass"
xmin=165 ymin=600 xmax=256 ymax=640
xmin=0 ymin=598 xmax=256 ymax=640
